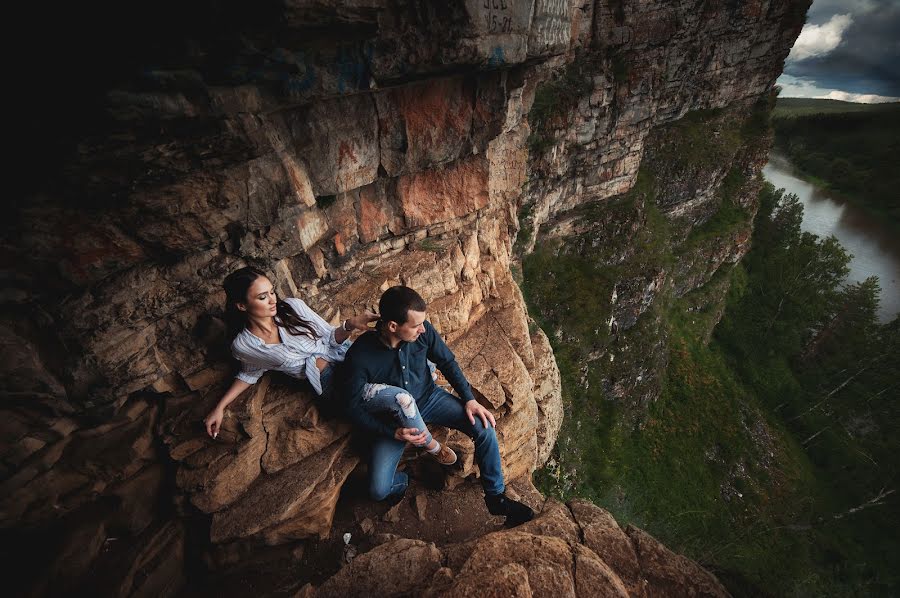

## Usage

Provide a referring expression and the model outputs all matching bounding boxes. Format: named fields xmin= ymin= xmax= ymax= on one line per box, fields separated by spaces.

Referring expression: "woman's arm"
xmin=204 ymin=378 xmax=252 ymax=438
xmin=333 ymin=311 xmax=379 ymax=343
xmin=285 ymin=297 xmax=376 ymax=345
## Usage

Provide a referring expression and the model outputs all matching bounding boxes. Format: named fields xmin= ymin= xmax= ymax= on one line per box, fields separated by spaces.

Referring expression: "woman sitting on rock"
xmin=203 ymin=266 xmax=456 ymax=465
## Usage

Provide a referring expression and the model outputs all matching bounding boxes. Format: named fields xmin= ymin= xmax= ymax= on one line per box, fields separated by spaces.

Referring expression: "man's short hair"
xmin=379 ymin=285 xmax=426 ymax=325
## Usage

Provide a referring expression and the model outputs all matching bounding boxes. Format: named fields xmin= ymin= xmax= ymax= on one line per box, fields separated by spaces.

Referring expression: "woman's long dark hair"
xmin=223 ymin=267 xmax=318 ymax=340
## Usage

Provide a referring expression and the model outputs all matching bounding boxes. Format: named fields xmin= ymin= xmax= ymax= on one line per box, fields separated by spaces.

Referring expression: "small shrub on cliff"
xmin=679 ymin=169 xmax=750 ymax=250
xmin=528 ymin=59 xmax=593 ymax=153
xmin=513 ymin=201 xmax=535 ymax=257
xmin=416 ymin=238 xmax=447 ymax=253
xmin=315 ymin=194 xmax=336 ymax=209
xmin=739 ymin=92 xmax=776 ymax=142
xmin=665 ymin=109 xmax=743 ymax=171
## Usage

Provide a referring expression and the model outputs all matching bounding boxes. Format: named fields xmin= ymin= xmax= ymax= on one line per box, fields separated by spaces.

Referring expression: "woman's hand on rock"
xmin=205 ymin=407 xmax=224 ymax=439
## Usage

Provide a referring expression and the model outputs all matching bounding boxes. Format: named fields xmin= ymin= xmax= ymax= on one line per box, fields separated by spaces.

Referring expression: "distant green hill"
xmin=774 ymin=97 xmax=900 ymax=118
xmin=772 ymin=99 xmax=900 ymax=227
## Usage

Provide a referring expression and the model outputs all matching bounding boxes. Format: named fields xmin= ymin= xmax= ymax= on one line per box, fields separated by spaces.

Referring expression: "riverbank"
xmin=763 ymin=152 xmax=900 ymax=323
xmin=771 ymin=98 xmax=900 ymax=232
xmin=773 ymin=157 xmax=900 ymax=234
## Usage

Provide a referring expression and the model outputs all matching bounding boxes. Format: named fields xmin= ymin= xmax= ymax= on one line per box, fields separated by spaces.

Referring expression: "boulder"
xmin=315 ymin=539 xmax=444 ymax=598
xmin=210 ymin=436 xmax=358 ymax=543
xmin=165 ymin=379 xmax=269 ymax=514
xmin=570 ymin=499 xmax=645 ymax=596
xmin=626 ymin=525 xmax=730 ymax=598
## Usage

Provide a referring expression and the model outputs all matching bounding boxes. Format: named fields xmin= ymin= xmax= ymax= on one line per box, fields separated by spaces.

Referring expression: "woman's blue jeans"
xmin=321 ymin=363 xmax=498 ymax=502
xmin=361 ymin=383 xmax=433 ymax=447
xmin=368 ymin=386 xmax=505 ymax=502
xmin=321 ymin=365 xmax=432 ymax=446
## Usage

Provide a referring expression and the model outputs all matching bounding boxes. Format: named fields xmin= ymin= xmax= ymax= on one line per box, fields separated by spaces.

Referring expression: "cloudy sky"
xmin=778 ymin=0 xmax=900 ymax=102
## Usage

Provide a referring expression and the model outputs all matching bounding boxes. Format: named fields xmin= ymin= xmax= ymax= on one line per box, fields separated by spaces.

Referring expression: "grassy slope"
xmin=623 ymin=293 xmax=823 ymax=595
xmin=532 ymin=263 xmax=830 ymax=595
xmin=529 ymin=213 xmax=894 ymax=596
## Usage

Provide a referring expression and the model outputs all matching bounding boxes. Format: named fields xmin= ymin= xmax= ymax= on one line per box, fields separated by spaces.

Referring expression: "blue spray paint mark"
xmin=336 ymin=41 xmax=375 ymax=94
xmin=362 ymin=42 xmax=374 ymax=85
xmin=217 ymin=41 xmax=377 ymax=97
xmin=285 ymin=68 xmax=317 ymax=94
xmin=284 ymin=49 xmax=317 ymax=95
xmin=488 ymin=46 xmax=505 ymax=66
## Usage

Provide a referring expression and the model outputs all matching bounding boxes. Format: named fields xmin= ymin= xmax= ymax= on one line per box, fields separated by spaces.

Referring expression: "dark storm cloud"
xmin=805 ymin=0 xmax=882 ymax=24
xmin=784 ymin=0 xmax=900 ymax=96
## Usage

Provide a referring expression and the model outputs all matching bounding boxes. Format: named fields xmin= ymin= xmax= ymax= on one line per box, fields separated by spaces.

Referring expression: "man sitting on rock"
xmin=340 ymin=285 xmax=534 ymax=527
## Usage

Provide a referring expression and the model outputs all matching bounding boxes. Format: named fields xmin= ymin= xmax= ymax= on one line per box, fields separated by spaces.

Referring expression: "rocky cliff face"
xmin=3 ymin=0 xmax=807 ymax=595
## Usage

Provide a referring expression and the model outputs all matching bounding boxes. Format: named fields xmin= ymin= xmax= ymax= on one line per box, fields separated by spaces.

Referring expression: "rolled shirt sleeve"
xmin=235 ymin=360 xmax=266 ymax=385
xmin=304 ymin=356 xmax=324 ymax=395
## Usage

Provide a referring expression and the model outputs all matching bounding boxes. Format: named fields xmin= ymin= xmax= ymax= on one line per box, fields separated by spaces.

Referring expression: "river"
xmin=762 ymin=152 xmax=900 ymax=323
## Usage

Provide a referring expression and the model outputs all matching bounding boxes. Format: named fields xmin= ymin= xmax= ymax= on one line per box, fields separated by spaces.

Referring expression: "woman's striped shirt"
xmin=230 ymin=297 xmax=349 ymax=395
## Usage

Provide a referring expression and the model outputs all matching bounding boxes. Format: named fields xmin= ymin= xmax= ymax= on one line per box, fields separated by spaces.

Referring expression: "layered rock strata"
xmin=3 ymin=0 xmax=808 ymax=594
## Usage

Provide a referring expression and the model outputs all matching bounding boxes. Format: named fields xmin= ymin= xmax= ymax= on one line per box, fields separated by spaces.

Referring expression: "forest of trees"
xmin=713 ymin=184 xmax=899 ymax=595
xmin=772 ymin=99 xmax=900 ymax=227
xmin=527 ymin=181 xmax=899 ymax=596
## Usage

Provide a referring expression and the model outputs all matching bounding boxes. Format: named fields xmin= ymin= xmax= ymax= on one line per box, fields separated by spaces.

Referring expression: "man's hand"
xmin=465 ymin=399 xmax=496 ymax=429
xmin=394 ymin=427 xmax=428 ymax=445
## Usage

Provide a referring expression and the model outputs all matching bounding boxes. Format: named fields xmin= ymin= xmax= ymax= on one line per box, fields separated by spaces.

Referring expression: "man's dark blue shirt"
xmin=338 ymin=320 xmax=475 ymax=438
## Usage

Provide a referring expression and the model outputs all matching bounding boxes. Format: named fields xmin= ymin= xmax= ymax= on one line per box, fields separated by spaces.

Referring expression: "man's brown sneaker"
xmin=428 ymin=443 xmax=458 ymax=466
